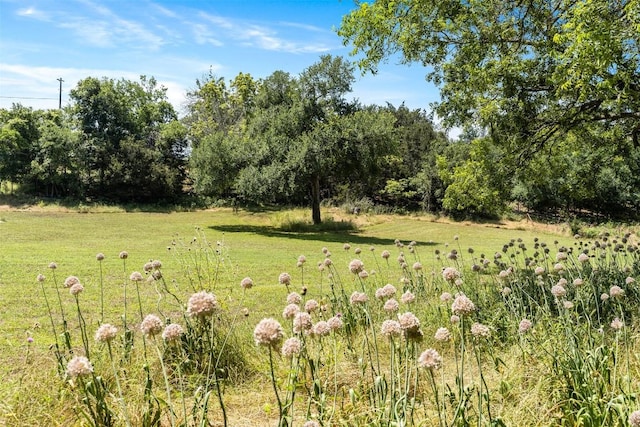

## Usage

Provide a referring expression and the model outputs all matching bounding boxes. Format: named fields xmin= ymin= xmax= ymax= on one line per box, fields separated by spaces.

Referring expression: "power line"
xmin=0 ymin=96 xmax=58 ymax=100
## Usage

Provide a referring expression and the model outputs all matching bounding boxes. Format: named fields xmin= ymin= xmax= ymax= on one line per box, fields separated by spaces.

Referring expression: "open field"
xmin=0 ymin=207 xmax=638 ymax=426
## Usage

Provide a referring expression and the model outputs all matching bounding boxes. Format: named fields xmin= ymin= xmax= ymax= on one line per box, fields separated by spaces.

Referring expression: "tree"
xmin=27 ymin=109 xmax=82 ymax=197
xmin=0 ymin=105 xmax=41 ymax=189
xmin=188 ymin=56 xmax=398 ymax=223
xmin=70 ymin=76 xmax=186 ymax=202
xmin=339 ymin=0 xmax=640 ymax=160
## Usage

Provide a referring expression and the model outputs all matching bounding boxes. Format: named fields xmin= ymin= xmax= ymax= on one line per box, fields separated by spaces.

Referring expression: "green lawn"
xmin=4 ymin=206 xmax=631 ymax=426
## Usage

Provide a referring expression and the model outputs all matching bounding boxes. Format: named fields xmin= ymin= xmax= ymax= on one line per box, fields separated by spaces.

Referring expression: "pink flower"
xmin=418 ymin=349 xmax=442 ymax=370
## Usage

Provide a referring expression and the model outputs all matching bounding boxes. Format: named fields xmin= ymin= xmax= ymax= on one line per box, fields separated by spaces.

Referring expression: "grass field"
xmin=0 ymin=206 xmax=637 ymax=426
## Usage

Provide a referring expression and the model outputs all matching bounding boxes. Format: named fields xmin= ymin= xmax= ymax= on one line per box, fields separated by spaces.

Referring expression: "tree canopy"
xmin=339 ymin=0 xmax=640 ymax=160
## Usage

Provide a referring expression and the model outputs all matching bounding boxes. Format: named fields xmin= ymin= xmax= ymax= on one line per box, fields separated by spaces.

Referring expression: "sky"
xmin=0 ymin=0 xmax=443 ymax=122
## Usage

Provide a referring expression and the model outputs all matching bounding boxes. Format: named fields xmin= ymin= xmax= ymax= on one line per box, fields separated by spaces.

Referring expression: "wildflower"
xmin=283 ymin=303 xmax=300 ymax=319
xmin=534 ymin=267 xmax=545 ymax=275
xmin=349 ymin=259 xmax=364 ymax=274
xmin=358 ymin=270 xmax=369 ymax=279
xmin=413 ymin=262 xmax=423 ymax=271
xmin=95 ymin=323 xmax=118 ymax=343
xmin=343 ymin=243 xmax=351 ymax=251
xmin=610 ymin=317 xmax=624 ymax=331
xmin=400 ymin=291 xmax=415 ymax=304
xmin=141 ymin=314 xmax=163 ymax=337
xmin=498 ymin=269 xmax=511 ymax=279
xmin=66 ymin=356 xmax=93 ymax=378
xmin=573 ymin=278 xmax=584 ymax=287
xmin=64 ymin=276 xmax=80 ymax=288
xmin=69 ymin=283 xmax=84 ymax=296
xmin=129 ymin=271 xmax=144 ymax=282
xmin=240 ymin=277 xmax=253 ymax=289
xmin=551 ymin=285 xmax=566 ymax=298
xmin=442 ymin=267 xmax=460 ymax=282
xmin=501 ymin=287 xmax=512 ymax=297
xmin=279 ymin=272 xmax=291 ymax=286
xmin=375 ymin=284 xmax=396 ymax=300
xmin=563 ymin=301 xmax=574 ymax=309
xmin=451 ymin=294 xmax=475 ymax=316
xmin=629 ymin=410 xmax=640 ymax=427
xmin=281 ymin=337 xmax=302 ymax=358
xmin=450 ymin=315 xmax=460 ymax=325
xmin=36 ymin=274 xmax=45 ymax=282
xmin=434 ymin=327 xmax=451 ymax=342
xmin=354 ymin=247 xmax=361 ymax=254
xmin=440 ymin=292 xmax=453 ymax=303
xmin=418 ymin=349 xmax=442 ymax=370
xmin=350 ymin=291 xmax=368 ymax=305
xmin=162 ymin=323 xmax=184 ymax=342
xmin=601 ymin=293 xmax=609 ymax=301
xmin=577 ymin=253 xmax=589 ymax=263
xmin=96 ymin=253 xmax=105 ymax=261
xmin=143 ymin=262 xmax=153 ymax=272
xmin=287 ymin=292 xmax=302 ymax=305
xmin=609 ymin=285 xmax=625 ymax=299
xmin=381 ymin=250 xmax=391 ymax=260
xmin=557 ymin=278 xmax=568 ymax=286
xmin=553 ymin=263 xmax=564 ymax=272
xmin=380 ymin=320 xmax=402 ymax=337
xmin=119 ymin=251 xmax=128 ymax=259
xmin=327 ymin=315 xmax=343 ymax=331
xmin=48 ymin=262 xmax=57 ymax=269
xmin=254 ymin=318 xmax=284 ymax=347
xmin=626 ymin=277 xmax=636 ymax=285
xmin=454 ymin=278 xmax=464 ymax=287
xmin=471 ymin=323 xmax=491 ymax=338
xmin=555 ymin=252 xmax=567 ymax=261
xmin=311 ymin=321 xmax=331 ymax=337
xmin=293 ymin=312 xmax=312 ymax=334
xmin=297 ymin=255 xmax=306 ymax=264
xmin=398 ymin=312 xmax=420 ymax=333
xmin=518 ymin=319 xmax=532 ymax=334
xmin=321 ymin=247 xmax=328 ymax=254
xmin=187 ymin=291 xmax=217 ymax=317
xmin=383 ymin=298 xmax=399 ymax=313
xmin=323 ymin=258 xmax=332 ymax=266
xmin=304 ymin=299 xmax=319 ymax=313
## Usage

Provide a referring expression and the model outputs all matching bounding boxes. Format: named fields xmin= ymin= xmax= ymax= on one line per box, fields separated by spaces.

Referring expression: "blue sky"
xmin=0 ymin=0 xmax=441 ymax=119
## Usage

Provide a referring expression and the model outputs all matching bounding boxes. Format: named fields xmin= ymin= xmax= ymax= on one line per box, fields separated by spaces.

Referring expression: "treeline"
xmin=1 ymin=55 xmax=639 ymax=219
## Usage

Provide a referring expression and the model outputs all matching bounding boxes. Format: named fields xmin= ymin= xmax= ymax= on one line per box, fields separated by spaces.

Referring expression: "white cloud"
xmin=192 ymin=23 xmax=224 ymax=46
xmin=16 ymin=6 xmax=51 ymax=21
xmin=0 ymin=63 xmax=188 ymax=110
xmin=197 ymin=12 xmax=334 ymax=54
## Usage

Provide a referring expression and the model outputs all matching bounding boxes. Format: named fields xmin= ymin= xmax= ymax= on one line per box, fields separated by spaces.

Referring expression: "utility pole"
xmin=57 ymin=78 xmax=64 ymax=109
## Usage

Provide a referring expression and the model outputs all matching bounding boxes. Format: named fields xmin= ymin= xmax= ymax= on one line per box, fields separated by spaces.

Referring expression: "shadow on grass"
xmin=208 ymin=223 xmax=437 ymax=248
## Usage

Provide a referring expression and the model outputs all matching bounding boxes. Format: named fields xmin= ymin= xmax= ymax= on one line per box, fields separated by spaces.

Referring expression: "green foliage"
xmin=438 ymin=139 xmax=508 ymax=218
xmin=339 ymin=0 xmax=640 ymax=166
xmin=69 ymin=76 xmax=186 ymax=202
xmin=187 ymin=55 xmax=400 ymax=223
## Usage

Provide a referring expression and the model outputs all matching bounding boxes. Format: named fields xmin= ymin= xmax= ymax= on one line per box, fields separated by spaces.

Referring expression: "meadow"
xmin=0 ymin=206 xmax=638 ymax=426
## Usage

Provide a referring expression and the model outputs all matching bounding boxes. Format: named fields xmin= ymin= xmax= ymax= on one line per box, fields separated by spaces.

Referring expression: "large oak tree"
xmin=339 ymin=0 xmax=640 ymax=161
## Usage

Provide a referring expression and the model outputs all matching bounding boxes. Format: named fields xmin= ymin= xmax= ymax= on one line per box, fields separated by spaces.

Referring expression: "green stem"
xmin=268 ymin=347 xmax=285 ymax=426
xmin=108 ymin=341 xmax=131 ymax=427
xmin=154 ymin=339 xmax=175 ymax=427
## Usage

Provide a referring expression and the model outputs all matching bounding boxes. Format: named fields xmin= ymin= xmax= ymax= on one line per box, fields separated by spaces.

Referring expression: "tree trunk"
xmin=311 ymin=175 xmax=321 ymax=224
